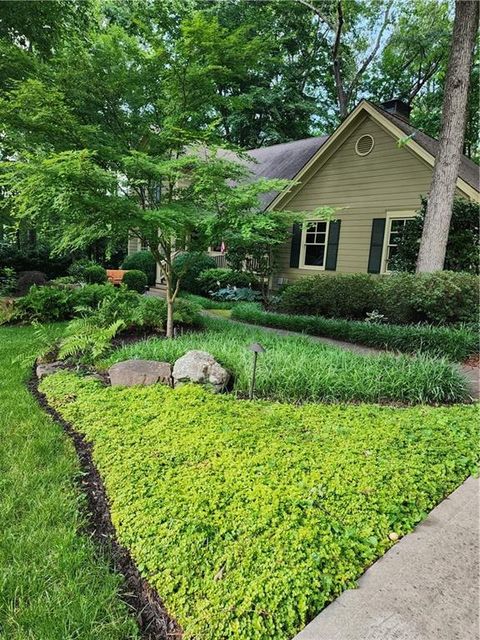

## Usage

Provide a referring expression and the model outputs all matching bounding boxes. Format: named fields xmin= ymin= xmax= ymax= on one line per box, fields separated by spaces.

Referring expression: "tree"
xmin=297 ymin=0 xmax=394 ymax=120
xmin=416 ymin=0 xmax=479 ymax=273
xmin=390 ymin=197 xmax=479 ymax=274
xmin=0 ymin=22 xmax=291 ymax=337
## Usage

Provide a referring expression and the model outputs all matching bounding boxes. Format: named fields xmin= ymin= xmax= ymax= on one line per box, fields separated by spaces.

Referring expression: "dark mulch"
xmin=463 ymin=353 xmax=480 ymax=368
xmin=112 ymin=327 xmax=164 ymax=348
xmin=29 ymin=372 xmax=182 ymax=640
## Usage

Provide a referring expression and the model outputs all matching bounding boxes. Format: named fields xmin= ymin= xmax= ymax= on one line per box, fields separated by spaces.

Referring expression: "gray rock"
xmin=108 ymin=359 xmax=172 ymax=387
xmin=36 ymin=361 xmax=67 ymax=379
xmin=172 ymin=350 xmax=230 ymax=392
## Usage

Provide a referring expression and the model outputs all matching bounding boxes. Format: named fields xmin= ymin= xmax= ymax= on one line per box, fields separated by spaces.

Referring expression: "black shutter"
xmin=367 ymin=218 xmax=386 ymax=273
xmin=289 ymin=223 xmax=302 ymax=268
xmin=325 ymin=220 xmax=341 ymax=271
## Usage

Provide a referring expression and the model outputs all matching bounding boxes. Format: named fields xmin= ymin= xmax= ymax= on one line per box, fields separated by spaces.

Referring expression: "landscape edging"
xmin=29 ymin=370 xmax=182 ymax=640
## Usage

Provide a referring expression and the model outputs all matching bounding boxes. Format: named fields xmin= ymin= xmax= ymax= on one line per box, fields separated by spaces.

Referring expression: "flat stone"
xmin=108 ymin=359 xmax=172 ymax=387
xmin=36 ymin=362 xmax=67 ymax=379
xmin=172 ymin=350 xmax=230 ymax=392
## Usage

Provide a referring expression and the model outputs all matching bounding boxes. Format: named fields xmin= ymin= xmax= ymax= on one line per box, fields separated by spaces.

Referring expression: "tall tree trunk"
xmin=416 ymin=0 xmax=479 ymax=273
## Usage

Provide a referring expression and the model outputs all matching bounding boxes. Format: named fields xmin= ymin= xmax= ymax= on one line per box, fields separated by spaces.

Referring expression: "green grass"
xmin=40 ymin=372 xmax=479 ymax=640
xmin=230 ymin=303 xmax=478 ymax=362
xmin=0 ymin=325 xmax=138 ymax=640
xmin=179 ymin=292 xmax=238 ymax=310
xmin=103 ymin=317 xmax=470 ymax=405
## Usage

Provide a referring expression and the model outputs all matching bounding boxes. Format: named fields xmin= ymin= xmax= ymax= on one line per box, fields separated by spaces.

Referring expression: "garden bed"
xmin=39 ymin=371 xmax=479 ymax=640
xmin=230 ymin=303 xmax=478 ymax=362
xmin=102 ymin=317 xmax=470 ymax=405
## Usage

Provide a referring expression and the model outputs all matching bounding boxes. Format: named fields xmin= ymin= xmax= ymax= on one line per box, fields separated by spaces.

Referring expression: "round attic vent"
xmin=355 ymin=134 xmax=375 ymax=156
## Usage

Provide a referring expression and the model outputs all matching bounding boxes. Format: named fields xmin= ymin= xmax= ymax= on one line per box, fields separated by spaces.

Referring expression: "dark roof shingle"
xmin=239 ymin=102 xmax=478 ymax=209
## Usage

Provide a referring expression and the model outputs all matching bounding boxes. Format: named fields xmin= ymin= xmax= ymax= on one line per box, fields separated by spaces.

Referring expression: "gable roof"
xmin=234 ymin=135 xmax=328 ymax=209
xmin=242 ymin=99 xmax=479 ymax=210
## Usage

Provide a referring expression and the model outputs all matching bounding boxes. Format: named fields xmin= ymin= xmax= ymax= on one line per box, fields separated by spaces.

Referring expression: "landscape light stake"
xmin=248 ymin=342 xmax=265 ymax=400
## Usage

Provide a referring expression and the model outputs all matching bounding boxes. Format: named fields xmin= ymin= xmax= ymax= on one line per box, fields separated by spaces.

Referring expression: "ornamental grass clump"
xmin=104 ymin=316 xmax=470 ymax=404
xmin=232 ymin=303 xmax=478 ymax=362
xmin=40 ymin=372 xmax=479 ymax=640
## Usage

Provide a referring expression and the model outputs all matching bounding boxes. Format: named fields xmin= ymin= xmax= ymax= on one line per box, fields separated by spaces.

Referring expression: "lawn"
xmin=40 ymin=371 xmax=479 ymax=640
xmin=0 ymin=325 xmax=138 ymax=640
xmin=103 ymin=316 xmax=470 ymax=405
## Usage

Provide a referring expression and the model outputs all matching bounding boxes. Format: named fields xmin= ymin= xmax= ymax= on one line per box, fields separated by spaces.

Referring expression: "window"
xmin=300 ymin=220 xmax=329 ymax=269
xmin=382 ymin=212 xmax=416 ymax=272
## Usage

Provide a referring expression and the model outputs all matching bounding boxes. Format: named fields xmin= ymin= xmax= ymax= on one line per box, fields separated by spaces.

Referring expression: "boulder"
xmin=36 ymin=361 xmax=68 ymax=379
xmin=172 ymin=350 xmax=230 ymax=392
xmin=108 ymin=359 xmax=172 ymax=387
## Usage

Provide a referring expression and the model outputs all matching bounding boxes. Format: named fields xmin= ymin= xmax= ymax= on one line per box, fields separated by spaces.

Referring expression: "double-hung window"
xmin=300 ymin=220 xmax=329 ymax=269
xmin=382 ymin=212 xmax=416 ymax=272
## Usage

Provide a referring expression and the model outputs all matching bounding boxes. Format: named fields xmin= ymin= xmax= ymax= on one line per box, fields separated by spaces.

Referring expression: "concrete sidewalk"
xmin=294 ymin=476 xmax=479 ymax=640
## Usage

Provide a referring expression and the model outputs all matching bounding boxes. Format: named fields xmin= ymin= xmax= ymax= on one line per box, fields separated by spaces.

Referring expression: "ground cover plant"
xmin=232 ymin=303 xmax=478 ymax=362
xmin=104 ymin=317 xmax=469 ymax=404
xmin=40 ymin=372 xmax=479 ymax=640
xmin=0 ymin=325 xmax=138 ymax=639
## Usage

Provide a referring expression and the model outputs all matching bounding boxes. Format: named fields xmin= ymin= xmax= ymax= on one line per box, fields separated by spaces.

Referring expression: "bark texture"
xmin=416 ymin=0 xmax=479 ymax=273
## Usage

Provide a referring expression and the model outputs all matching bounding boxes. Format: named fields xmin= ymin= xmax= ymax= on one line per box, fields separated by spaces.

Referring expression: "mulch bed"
xmin=29 ymin=371 xmax=182 ymax=640
xmin=463 ymin=353 xmax=480 ymax=369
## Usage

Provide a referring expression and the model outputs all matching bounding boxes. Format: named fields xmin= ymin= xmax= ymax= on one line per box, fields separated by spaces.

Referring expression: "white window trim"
xmin=299 ymin=220 xmax=330 ymax=271
xmin=381 ymin=211 xmax=417 ymax=274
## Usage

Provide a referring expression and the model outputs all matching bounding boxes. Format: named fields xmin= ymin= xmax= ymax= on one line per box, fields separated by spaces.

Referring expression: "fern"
xmin=58 ymin=318 xmax=124 ymax=362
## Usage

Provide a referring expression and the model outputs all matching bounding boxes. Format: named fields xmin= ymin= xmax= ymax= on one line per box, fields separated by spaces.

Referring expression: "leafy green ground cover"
xmin=104 ymin=317 xmax=470 ymax=405
xmin=0 ymin=325 xmax=138 ymax=640
xmin=40 ymin=372 xmax=479 ymax=640
xmin=231 ymin=303 xmax=478 ymax=361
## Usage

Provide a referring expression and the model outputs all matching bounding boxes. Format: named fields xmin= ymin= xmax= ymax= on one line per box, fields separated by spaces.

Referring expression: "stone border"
xmin=29 ymin=370 xmax=182 ymax=640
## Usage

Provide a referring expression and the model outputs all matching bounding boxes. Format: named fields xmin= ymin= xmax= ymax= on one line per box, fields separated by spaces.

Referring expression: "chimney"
xmin=380 ymin=99 xmax=411 ymax=122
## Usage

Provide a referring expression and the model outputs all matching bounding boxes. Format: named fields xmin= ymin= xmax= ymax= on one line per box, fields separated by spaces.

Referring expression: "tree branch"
xmin=346 ymin=0 xmax=394 ymax=103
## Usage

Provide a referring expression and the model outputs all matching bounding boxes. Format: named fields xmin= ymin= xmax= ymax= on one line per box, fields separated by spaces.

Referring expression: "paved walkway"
xmin=294 ymin=476 xmax=480 ymax=640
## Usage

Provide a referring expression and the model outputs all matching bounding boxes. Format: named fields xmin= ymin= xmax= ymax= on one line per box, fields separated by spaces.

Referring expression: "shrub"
xmin=40 ymin=372 xmax=477 ymax=639
xmin=83 ymin=264 xmax=107 ymax=284
xmin=377 ymin=271 xmax=479 ymax=325
xmin=0 ymin=243 xmax=72 ymax=278
xmin=72 ymin=283 xmax=117 ymax=310
xmin=0 ymin=298 xmax=16 ymax=325
xmin=197 ymin=268 xmax=257 ymax=295
xmin=211 ymin=287 xmax=261 ymax=302
xmin=231 ymin=303 xmax=478 ymax=361
xmin=14 ymin=285 xmax=73 ymax=322
xmin=49 ymin=276 xmax=78 ymax=289
xmin=280 ymin=274 xmax=379 ymax=319
xmin=280 ymin=271 xmax=479 ymax=325
xmin=172 ymin=252 xmax=216 ymax=294
xmin=0 ymin=267 xmax=17 ymax=296
xmin=68 ymin=259 xmax=100 ymax=282
xmin=132 ymin=296 xmax=166 ymax=331
xmin=121 ymin=251 xmax=156 ymax=286
xmin=391 ymin=197 xmax=479 ymax=274
xmin=122 ymin=269 xmax=147 ymax=293
xmin=16 ymin=270 xmax=47 ymax=295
